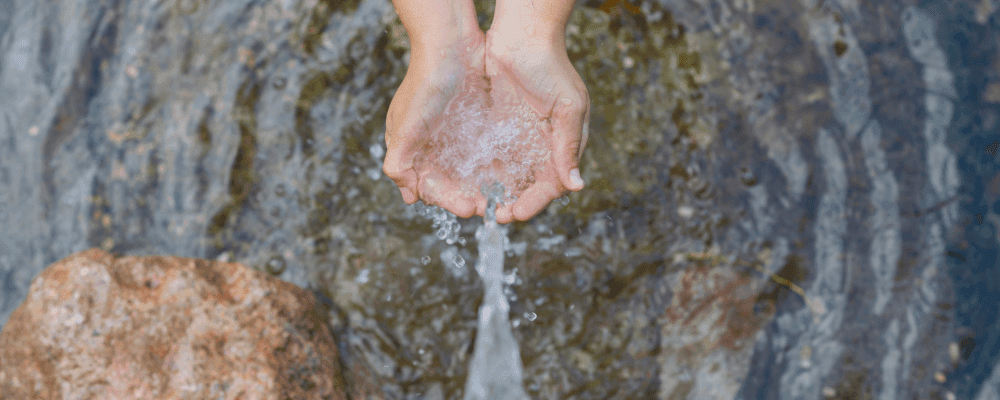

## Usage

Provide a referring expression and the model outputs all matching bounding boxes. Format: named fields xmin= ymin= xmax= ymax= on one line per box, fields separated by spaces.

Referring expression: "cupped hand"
xmin=383 ymin=30 xmax=488 ymax=218
xmin=384 ymin=19 xmax=589 ymax=224
xmin=483 ymin=26 xmax=590 ymax=224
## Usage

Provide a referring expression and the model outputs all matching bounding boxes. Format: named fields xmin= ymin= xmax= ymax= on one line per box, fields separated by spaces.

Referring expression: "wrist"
xmin=491 ymin=0 xmax=571 ymax=49
xmin=397 ymin=1 xmax=480 ymax=60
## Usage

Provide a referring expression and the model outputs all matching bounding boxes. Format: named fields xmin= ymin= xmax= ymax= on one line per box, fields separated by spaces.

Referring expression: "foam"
xmin=415 ymin=69 xmax=552 ymax=203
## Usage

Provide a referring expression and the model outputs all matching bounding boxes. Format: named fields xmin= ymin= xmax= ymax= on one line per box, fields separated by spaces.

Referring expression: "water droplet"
xmin=458 ymin=237 xmax=466 ymax=246
xmin=740 ymin=166 xmax=757 ymax=186
xmin=272 ymin=76 xmax=287 ymax=90
xmin=525 ymin=312 xmax=537 ymax=321
xmin=678 ymin=206 xmax=695 ymax=218
xmin=356 ymin=269 xmax=370 ymax=284
xmin=452 ymin=254 xmax=465 ymax=268
xmin=557 ymin=195 xmax=570 ymax=205
xmin=265 ymin=256 xmax=286 ymax=275
xmin=369 ymin=143 xmax=385 ymax=159
xmin=421 ymin=255 xmax=431 ymax=265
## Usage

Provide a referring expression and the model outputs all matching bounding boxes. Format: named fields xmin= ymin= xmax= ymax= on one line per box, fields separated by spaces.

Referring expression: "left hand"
xmin=482 ymin=24 xmax=590 ymax=224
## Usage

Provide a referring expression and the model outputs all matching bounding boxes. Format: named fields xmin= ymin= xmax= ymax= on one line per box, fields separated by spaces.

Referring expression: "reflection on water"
xmin=0 ymin=0 xmax=998 ymax=399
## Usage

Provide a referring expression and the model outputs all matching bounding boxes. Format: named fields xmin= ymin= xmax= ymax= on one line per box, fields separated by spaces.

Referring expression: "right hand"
xmin=483 ymin=22 xmax=590 ymax=224
xmin=383 ymin=29 xmax=488 ymax=218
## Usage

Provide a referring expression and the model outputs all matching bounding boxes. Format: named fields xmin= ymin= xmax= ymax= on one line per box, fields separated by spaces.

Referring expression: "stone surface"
xmin=0 ymin=249 xmax=348 ymax=400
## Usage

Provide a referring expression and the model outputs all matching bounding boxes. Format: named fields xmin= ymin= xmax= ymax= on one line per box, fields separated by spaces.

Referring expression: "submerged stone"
xmin=0 ymin=249 xmax=351 ymax=399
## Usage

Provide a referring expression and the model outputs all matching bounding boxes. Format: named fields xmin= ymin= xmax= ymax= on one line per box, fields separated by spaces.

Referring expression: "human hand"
xmin=384 ymin=0 xmax=588 ymax=223
xmin=483 ymin=23 xmax=590 ymax=224
xmin=383 ymin=28 xmax=489 ymax=218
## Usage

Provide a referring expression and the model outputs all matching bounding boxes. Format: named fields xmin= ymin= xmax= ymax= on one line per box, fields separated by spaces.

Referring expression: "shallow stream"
xmin=1 ymin=0 xmax=1000 ymax=399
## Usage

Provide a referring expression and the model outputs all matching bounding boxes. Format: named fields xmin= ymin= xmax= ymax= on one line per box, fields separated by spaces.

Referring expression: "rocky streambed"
xmin=1 ymin=0 xmax=999 ymax=399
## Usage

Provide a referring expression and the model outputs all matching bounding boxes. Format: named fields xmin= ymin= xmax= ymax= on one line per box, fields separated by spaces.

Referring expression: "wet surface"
xmin=0 ymin=0 xmax=998 ymax=398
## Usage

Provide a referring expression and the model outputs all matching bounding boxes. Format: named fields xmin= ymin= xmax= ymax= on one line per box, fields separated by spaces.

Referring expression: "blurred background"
xmin=1 ymin=0 xmax=998 ymax=398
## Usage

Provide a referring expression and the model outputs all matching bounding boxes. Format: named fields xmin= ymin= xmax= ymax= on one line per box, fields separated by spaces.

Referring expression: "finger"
xmin=417 ymin=172 xmax=477 ymax=219
xmin=550 ymin=93 xmax=589 ymax=191
xmin=384 ymin=80 xmax=445 ymax=204
xmin=383 ymin=145 xmax=420 ymax=204
xmin=475 ymin=194 xmax=488 ymax=218
xmin=512 ymin=180 xmax=562 ymax=221
xmin=496 ymin=201 xmax=515 ymax=224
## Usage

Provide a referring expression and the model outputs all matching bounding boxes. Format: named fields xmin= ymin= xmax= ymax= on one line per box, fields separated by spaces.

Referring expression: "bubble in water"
xmin=440 ymin=246 xmax=467 ymax=278
xmin=265 ymin=256 xmax=286 ymax=275
xmin=557 ymin=195 xmax=570 ymax=205
xmin=369 ymin=142 xmax=385 ymax=159
xmin=418 ymin=69 xmax=553 ymax=203
xmin=504 ymin=270 xmax=517 ymax=285
xmin=356 ymin=269 xmax=370 ymax=284
xmin=525 ymin=312 xmax=537 ymax=321
xmin=421 ymin=255 xmax=431 ymax=265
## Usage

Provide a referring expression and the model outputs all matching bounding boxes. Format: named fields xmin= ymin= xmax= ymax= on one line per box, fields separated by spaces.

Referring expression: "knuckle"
xmin=554 ymin=97 xmax=587 ymax=118
xmin=382 ymin=160 xmax=405 ymax=179
xmin=567 ymin=138 xmax=582 ymax=156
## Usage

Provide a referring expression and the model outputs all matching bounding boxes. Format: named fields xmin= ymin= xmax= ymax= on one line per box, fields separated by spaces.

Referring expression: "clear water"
xmin=417 ymin=67 xmax=551 ymax=202
xmin=463 ymin=184 xmax=528 ymax=400
xmin=1 ymin=0 xmax=999 ymax=399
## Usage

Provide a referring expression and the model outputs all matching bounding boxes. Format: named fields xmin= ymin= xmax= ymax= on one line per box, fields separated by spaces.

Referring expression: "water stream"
xmin=463 ymin=184 xmax=529 ymax=400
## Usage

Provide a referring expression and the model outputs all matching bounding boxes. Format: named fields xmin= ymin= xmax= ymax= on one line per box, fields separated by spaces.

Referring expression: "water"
xmin=463 ymin=184 xmax=529 ymax=400
xmin=416 ymin=65 xmax=552 ymax=203
xmin=1 ymin=0 xmax=999 ymax=399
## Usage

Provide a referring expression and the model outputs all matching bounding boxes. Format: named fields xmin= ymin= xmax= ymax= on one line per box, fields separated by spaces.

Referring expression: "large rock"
xmin=0 ymin=249 xmax=348 ymax=399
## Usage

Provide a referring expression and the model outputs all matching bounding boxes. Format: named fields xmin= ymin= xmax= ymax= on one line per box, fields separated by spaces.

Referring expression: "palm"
xmin=483 ymin=30 xmax=590 ymax=223
xmin=385 ymin=27 xmax=589 ymax=224
xmin=384 ymin=31 xmax=488 ymax=218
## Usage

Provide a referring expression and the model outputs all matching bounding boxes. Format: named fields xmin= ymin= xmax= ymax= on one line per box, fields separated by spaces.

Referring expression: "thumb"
xmin=383 ymin=143 xmax=419 ymax=204
xmin=550 ymin=94 xmax=588 ymax=191
xmin=383 ymin=99 xmax=431 ymax=205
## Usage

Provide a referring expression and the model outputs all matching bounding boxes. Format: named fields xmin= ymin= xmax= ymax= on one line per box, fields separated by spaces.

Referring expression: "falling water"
xmin=463 ymin=183 xmax=529 ymax=400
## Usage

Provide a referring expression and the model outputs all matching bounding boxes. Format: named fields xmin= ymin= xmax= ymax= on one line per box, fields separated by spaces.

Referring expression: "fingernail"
xmin=569 ymin=168 xmax=584 ymax=189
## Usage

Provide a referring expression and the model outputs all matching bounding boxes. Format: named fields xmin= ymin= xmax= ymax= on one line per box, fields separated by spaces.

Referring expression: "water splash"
xmin=413 ymin=202 xmax=462 ymax=245
xmin=416 ymin=68 xmax=552 ymax=203
xmin=464 ymin=183 xmax=529 ymax=400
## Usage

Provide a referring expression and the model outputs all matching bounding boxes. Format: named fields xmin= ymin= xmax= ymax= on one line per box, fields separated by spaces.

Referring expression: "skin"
xmin=384 ymin=0 xmax=589 ymax=224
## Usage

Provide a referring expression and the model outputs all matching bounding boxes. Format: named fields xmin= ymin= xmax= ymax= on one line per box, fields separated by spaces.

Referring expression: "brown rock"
xmin=0 ymin=249 xmax=348 ymax=400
